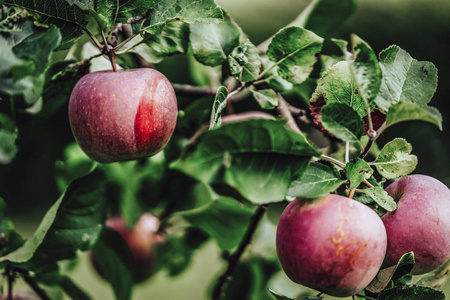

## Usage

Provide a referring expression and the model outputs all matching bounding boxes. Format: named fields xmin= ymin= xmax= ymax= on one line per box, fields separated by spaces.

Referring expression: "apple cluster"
xmin=276 ymin=174 xmax=450 ymax=297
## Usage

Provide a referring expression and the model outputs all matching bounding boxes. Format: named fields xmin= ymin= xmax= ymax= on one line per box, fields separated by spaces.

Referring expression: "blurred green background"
xmin=1 ymin=0 xmax=449 ymax=299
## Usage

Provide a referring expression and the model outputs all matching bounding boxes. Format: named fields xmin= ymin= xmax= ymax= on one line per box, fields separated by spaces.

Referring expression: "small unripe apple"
xmin=276 ymin=195 xmax=387 ymax=297
xmin=94 ymin=213 xmax=165 ymax=283
xmin=382 ymin=174 xmax=450 ymax=275
xmin=69 ymin=68 xmax=178 ymax=163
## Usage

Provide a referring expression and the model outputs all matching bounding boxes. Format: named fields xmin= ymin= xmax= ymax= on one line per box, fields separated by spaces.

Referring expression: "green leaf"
xmin=228 ymin=40 xmax=261 ymax=82
xmin=144 ymin=21 xmax=189 ymax=56
xmin=31 ymin=268 xmax=93 ymax=300
xmin=367 ymin=252 xmax=415 ymax=294
xmin=320 ymin=102 xmax=364 ymax=142
xmin=140 ymin=0 xmax=223 ymax=35
xmin=92 ymin=228 xmax=134 ymax=300
xmin=59 ymin=276 xmax=93 ymax=300
xmin=41 ymin=60 xmax=85 ymax=118
xmin=209 ymin=86 xmax=228 ymax=129
xmin=260 ymin=55 xmax=293 ymax=93
xmin=269 ymin=288 xmax=324 ymax=300
xmin=0 ymin=169 xmax=107 ymax=265
xmin=371 ymin=138 xmax=418 ymax=180
xmin=251 ymin=89 xmax=278 ymax=109
xmin=125 ymin=21 xmax=190 ymax=64
xmin=268 ymin=289 xmax=294 ymax=300
xmin=417 ymin=261 xmax=450 ymax=291
xmin=288 ymin=162 xmax=344 ymax=198
xmin=375 ymin=45 xmax=438 ymax=112
xmin=0 ymin=25 xmax=61 ymax=105
xmin=290 ymin=0 xmax=356 ymax=37
xmin=378 ymin=285 xmax=445 ymax=300
xmin=190 ymin=13 xmax=241 ymax=67
xmin=0 ymin=36 xmax=28 ymax=78
xmin=12 ymin=25 xmax=61 ymax=75
xmin=5 ymin=0 xmax=86 ymax=47
xmin=95 ymin=0 xmax=155 ymax=28
xmin=155 ymin=227 xmax=209 ymax=276
xmin=221 ymin=258 xmax=279 ymax=300
xmin=331 ymin=38 xmax=351 ymax=59
xmin=386 ymin=102 xmax=443 ymax=131
xmin=67 ymin=0 xmax=95 ymax=11
xmin=319 ymin=54 xmax=343 ymax=75
xmin=0 ymin=113 xmax=18 ymax=165
xmin=350 ymin=34 xmax=382 ymax=105
xmin=171 ymin=119 xmax=320 ymax=204
xmin=311 ymin=61 xmax=366 ymax=117
xmin=55 ymin=143 xmax=96 ymax=193
xmin=267 ymin=26 xmax=323 ymax=84
xmin=344 ymin=158 xmax=373 ymax=189
xmin=0 ymin=198 xmax=24 ymax=258
xmin=182 ymin=196 xmax=253 ymax=251
xmin=356 ymin=186 xmax=396 ymax=212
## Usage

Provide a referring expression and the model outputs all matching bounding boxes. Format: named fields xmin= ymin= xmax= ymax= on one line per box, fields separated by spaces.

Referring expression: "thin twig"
xmin=211 ymin=205 xmax=267 ymax=300
xmin=359 ymin=137 xmax=375 ymax=159
xmin=276 ymin=94 xmax=302 ymax=134
xmin=120 ymin=25 xmax=154 ymax=68
xmin=113 ymin=29 xmax=144 ymax=52
xmin=321 ymin=155 xmax=346 ymax=168
xmin=83 ymin=27 xmax=103 ymax=49
xmin=172 ymin=83 xmax=217 ymax=98
xmin=6 ymin=266 xmax=13 ymax=300
xmin=359 ymin=120 xmax=386 ymax=159
xmin=345 ymin=142 xmax=350 ymax=163
xmin=21 ymin=273 xmax=51 ymax=300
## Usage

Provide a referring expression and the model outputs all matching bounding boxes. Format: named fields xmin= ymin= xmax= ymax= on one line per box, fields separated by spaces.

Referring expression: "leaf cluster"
xmin=0 ymin=0 xmax=448 ymax=299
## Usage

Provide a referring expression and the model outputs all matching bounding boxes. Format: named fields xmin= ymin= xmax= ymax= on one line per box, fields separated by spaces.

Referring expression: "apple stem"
xmin=349 ymin=189 xmax=356 ymax=199
xmin=108 ymin=51 xmax=119 ymax=72
xmin=211 ymin=205 xmax=267 ymax=300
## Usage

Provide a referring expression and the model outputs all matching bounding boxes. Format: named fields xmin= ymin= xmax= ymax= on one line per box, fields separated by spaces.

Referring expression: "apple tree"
xmin=0 ymin=0 xmax=449 ymax=299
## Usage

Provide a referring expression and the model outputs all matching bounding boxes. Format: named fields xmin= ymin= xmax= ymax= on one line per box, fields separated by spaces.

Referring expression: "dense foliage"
xmin=0 ymin=0 xmax=448 ymax=299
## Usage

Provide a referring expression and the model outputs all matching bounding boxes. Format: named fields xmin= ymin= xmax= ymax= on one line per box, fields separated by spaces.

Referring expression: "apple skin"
xmin=69 ymin=68 xmax=178 ymax=163
xmin=382 ymin=174 xmax=450 ymax=275
xmin=95 ymin=213 xmax=165 ymax=283
xmin=276 ymin=195 xmax=387 ymax=297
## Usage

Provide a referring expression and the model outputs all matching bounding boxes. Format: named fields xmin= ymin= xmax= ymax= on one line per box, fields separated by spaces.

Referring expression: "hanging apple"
xmin=69 ymin=68 xmax=178 ymax=163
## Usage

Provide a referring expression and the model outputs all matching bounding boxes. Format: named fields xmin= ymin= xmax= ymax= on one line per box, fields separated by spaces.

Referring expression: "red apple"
xmin=382 ymin=174 xmax=450 ymax=274
xmin=276 ymin=195 xmax=387 ymax=297
xmin=69 ymin=68 xmax=178 ymax=163
xmin=94 ymin=213 xmax=165 ymax=283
